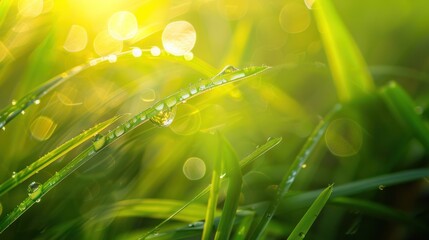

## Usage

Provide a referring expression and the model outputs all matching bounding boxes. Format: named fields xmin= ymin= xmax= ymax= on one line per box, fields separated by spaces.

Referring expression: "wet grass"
xmin=1 ymin=0 xmax=429 ymax=239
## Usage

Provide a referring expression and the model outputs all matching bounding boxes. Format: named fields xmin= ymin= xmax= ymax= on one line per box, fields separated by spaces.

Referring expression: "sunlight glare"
xmin=30 ymin=116 xmax=57 ymax=141
xmin=108 ymin=11 xmax=138 ymax=41
xmin=93 ymin=30 xmax=123 ymax=56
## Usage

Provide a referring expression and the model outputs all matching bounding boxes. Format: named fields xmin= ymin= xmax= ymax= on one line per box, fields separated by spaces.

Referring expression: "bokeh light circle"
xmin=162 ymin=21 xmax=196 ymax=56
xmin=108 ymin=11 xmax=138 ymax=41
xmin=325 ymin=118 xmax=363 ymax=157
xmin=279 ymin=2 xmax=311 ymax=34
xmin=183 ymin=157 xmax=206 ymax=180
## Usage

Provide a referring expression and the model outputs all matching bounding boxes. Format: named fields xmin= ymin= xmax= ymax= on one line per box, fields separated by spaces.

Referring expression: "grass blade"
xmin=140 ymin=137 xmax=282 ymax=239
xmin=249 ymin=105 xmax=341 ymax=239
xmin=214 ymin=134 xmax=242 ymax=240
xmin=312 ymin=0 xmax=374 ymax=101
xmin=287 ymin=185 xmax=333 ymax=240
xmin=232 ymin=210 xmax=255 ymax=240
xmin=281 ymin=168 xmax=429 ymax=210
xmin=201 ymin=134 xmax=222 ymax=240
xmin=0 ymin=65 xmax=269 ymax=233
xmin=331 ymin=197 xmax=428 ymax=232
xmin=380 ymin=81 xmax=429 ymax=151
xmin=0 ymin=115 xmax=121 ymax=196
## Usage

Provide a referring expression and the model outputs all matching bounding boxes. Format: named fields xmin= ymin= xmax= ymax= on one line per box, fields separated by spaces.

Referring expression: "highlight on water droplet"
xmin=279 ymin=2 xmax=311 ymax=34
xmin=131 ymin=47 xmax=142 ymax=57
xmin=170 ymin=104 xmax=201 ymax=135
xmin=141 ymin=89 xmax=156 ymax=102
xmin=28 ymin=181 xmax=42 ymax=201
xmin=378 ymin=185 xmax=385 ymax=191
xmin=150 ymin=104 xmax=177 ymax=127
xmin=184 ymin=51 xmax=194 ymax=61
xmin=11 ymin=99 xmax=17 ymax=105
xmin=34 ymin=99 xmax=41 ymax=105
xmin=93 ymin=30 xmax=123 ymax=56
xmin=304 ymin=0 xmax=316 ymax=10
xmin=182 ymin=157 xmax=206 ymax=180
xmin=30 ymin=115 xmax=57 ymax=141
xmin=107 ymin=54 xmax=117 ymax=63
xmin=12 ymin=171 xmax=16 ymax=178
xmin=93 ymin=134 xmax=106 ymax=151
xmin=325 ymin=118 xmax=363 ymax=157
xmin=162 ymin=21 xmax=196 ymax=56
xmin=114 ymin=127 xmax=125 ymax=137
xmin=150 ymin=46 xmax=161 ymax=56
xmin=18 ymin=0 xmax=43 ymax=18
xmin=108 ymin=11 xmax=138 ymax=41
xmin=301 ymin=164 xmax=307 ymax=169
xmin=63 ymin=25 xmax=88 ymax=52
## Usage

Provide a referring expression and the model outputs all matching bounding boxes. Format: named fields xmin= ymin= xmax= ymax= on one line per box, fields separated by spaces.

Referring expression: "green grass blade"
xmin=0 ymin=64 xmax=269 ymax=233
xmin=312 ymin=0 xmax=374 ymax=101
xmin=140 ymin=137 xmax=282 ymax=239
xmin=0 ymin=0 xmax=12 ymax=27
xmin=201 ymin=134 xmax=222 ymax=240
xmin=214 ymin=134 xmax=243 ymax=240
xmin=287 ymin=185 xmax=333 ymax=240
xmin=331 ymin=197 xmax=428 ymax=232
xmin=281 ymin=168 xmax=429 ymax=210
xmin=232 ymin=211 xmax=255 ymax=240
xmin=249 ymin=105 xmax=341 ymax=239
xmin=380 ymin=82 xmax=429 ymax=151
xmin=0 ymin=115 xmax=121 ymax=196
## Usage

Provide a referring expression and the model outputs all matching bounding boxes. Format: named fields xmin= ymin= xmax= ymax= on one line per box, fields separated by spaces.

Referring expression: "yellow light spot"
xmin=108 ymin=11 xmax=138 ymax=41
xmin=18 ymin=0 xmax=43 ymax=18
xmin=141 ymin=89 xmax=156 ymax=102
xmin=304 ymin=0 xmax=316 ymax=10
xmin=93 ymin=30 xmax=123 ymax=56
xmin=63 ymin=25 xmax=88 ymax=52
xmin=170 ymin=104 xmax=201 ymax=135
xmin=302 ymin=164 xmax=307 ymax=169
xmin=217 ymin=0 xmax=248 ymax=20
xmin=279 ymin=2 xmax=311 ymax=34
xmin=162 ymin=21 xmax=196 ymax=56
xmin=325 ymin=118 xmax=363 ymax=157
xmin=30 ymin=116 xmax=57 ymax=141
xmin=183 ymin=157 xmax=206 ymax=180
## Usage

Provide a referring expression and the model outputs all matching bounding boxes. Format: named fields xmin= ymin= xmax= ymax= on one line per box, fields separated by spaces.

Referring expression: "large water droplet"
xmin=114 ymin=127 xmax=125 ymax=137
xmin=28 ymin=181 xmax=42 ymax=202
xmin=150 ymin=104 xmax=177 ymax=127
xmin=93 ymin=134 xmax=106 ymax=151
xmin=219 ymin=65 xmax=239 ymax=75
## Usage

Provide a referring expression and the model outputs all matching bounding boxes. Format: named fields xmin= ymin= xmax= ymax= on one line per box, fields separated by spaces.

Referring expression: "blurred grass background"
xmin=0 ymin=0 xmax=428 ymax=239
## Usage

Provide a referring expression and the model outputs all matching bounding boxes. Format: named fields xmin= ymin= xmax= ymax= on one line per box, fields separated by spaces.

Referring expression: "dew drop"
xmin=131 ymin=47 xmax=142 ymax=57
xmin=21 ymin=110 xmax=25 ymax=115
xmin=378 ymin=185 xmax=385 ymax=191
xmin=298 ymin=232 xmax=306 ymax=238
xmin=179 ymin=91 xmax=190 ymax=102
xmin=27 ymin=181 xmax=42 ymax=202
xmin=184 ymin=51 xmax=194 ymax=61
xmin=150 ymin=104 xmax=177 ymax=127
xmin=165 ymin=96 xmax=177 ymax=108
xmin=301 ymin=164 xmax=307 ymax=169
xmin=12 ymin=171 xmax=16 ymax=178
xmin=2 ymin=127 xmax=5 ymax=131
xmin=189 ymin=84 xmax=197 ymax=95
xmin=114 ymin=127 xmax=125 ymax=137
xmin=11 ymin=99 xmax=17 ymax=105
xmin=18 ymin=203 xmax=26 ymax=211
xmin=125 ymin=121 xmax=131 ymax=129
xmin=107 ymin=54 xmax=117 ymax=63
xmin=220 ymin=173 xmax=226 ymax=179
xmin=34 ymin=99 xmax=41 ymax=105
xmin=93 ymin=134 xmax=106 ymax=151
xmin=150 ymin=46 xmax=161 ymax=56
xmin=219 ymin=65 xmax=239 ymax=75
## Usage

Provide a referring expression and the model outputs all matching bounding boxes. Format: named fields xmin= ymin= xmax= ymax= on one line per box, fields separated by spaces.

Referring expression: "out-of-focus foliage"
xmin=0 ymin=0 xmax=429 ymax=239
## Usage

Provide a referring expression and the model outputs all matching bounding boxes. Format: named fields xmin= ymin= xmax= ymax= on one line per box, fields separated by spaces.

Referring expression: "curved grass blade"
xmin=140 ymin=137 xmax=282 ymax=239
xmin=0 ymin=48 xmax=217 ymax=130
xmin=312 ymin=0 xmax=374 ymax=101
xmin=380 ymin=82 xmax=429 ymax=151
xmin=214 ymin=134 xmax=242 ymax=240
xmin=287 ymin=185 xmax=333 ymax=240
xmin=331 ymin=197 xmax=428 ymax=233
xmin=281 ymin=168 xmax=429 ymax=210
xmin=201 ymin=134 xmax=223 ymax=240
xmin=0 ymin=115 xmax=121 ymax=196
xmin=0 ymin=65 xmax=269 ymax=233
xmin=248 ymin=104 xmax=341 ymax=239
xmin=232 ymin=210 xmax=255 ymax=240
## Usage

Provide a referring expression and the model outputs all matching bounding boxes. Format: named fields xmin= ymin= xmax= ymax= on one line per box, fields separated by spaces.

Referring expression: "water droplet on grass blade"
xmin=28 ymin=181 xmax=42 ymax=202
xmin=93 ymin=134 xmax=106 ymax=151
xmin=219 ymin=65 xmax=239 ymax=75
xmin=150 ymin=46 xmax=161 ymax=56
xmin=114 ymin=127 xmax=125 ymax=137
xmin=150 ymin=104 xmax=177 ymax=127
xmin=299 ymin=232 xmax=306 ymax=238
xmin=11 ymin=99 xmax=17 ymax=105
xmin=34 ymin=99 xmax=40 ymax=105
xmin=131 ymin=47 xmax=142 ymax=57
xmin=378 ymin=185 xmax=385 ymax=190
